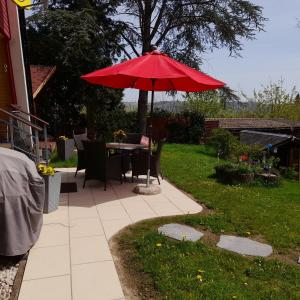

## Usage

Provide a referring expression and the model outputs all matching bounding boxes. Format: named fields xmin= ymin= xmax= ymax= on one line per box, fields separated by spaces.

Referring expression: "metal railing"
xmin=0 ymin=106 xmax=49 ymax=164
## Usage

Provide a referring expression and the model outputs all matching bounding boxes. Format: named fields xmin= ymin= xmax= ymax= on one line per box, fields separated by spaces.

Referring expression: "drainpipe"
xmin=18 ymin=7 xmax=34 ymax=114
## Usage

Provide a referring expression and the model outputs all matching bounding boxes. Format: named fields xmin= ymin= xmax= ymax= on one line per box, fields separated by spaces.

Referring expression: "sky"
xmin=124 ymin=0 xmax=300 ymax=102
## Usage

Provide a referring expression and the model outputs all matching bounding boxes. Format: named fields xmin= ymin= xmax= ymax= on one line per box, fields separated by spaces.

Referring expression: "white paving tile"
xmin=70 ymin=235 xmax=112 ymax=265
xmin=102 ymin=217 xmax=133 ymax=240
xmin=19 ymin=275 xmax=71 ymax=300
xmin=72 ymin=261 xmax=124 ymax=300
xmin=23 ymin=246 xmax=70 ymax=280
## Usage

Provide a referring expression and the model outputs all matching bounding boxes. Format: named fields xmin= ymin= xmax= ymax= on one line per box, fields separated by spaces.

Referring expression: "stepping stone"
xmin=217 ymin=235 xmax=272 ymax=257
xmin=158 ymin=223 xmax=204 ymax=242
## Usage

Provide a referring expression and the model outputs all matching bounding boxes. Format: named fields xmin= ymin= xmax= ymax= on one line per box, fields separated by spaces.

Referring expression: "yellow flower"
xmin=198 ymin=269 xmax=205 ymax=273
xmin=232 ymin=296 xmax=237 ymax=299
xmin=58 ymin=135 xmax=69 ymax=141
xmin=156 ymin=243 xmax=162 ymax=247
xmin=37 ymin=164 xmax=55 ymax=176
xmin=196 ymin=275 xmax=203 ymax=282
xmin=244 ymin=282 xmax=248 ymax=286
xmin=246 ymin=231 xmax=251 ymax=236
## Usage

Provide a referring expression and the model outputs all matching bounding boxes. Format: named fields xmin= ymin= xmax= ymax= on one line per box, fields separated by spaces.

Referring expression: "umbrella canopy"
xmin=81 ymin=50 xmax=224 ymax=92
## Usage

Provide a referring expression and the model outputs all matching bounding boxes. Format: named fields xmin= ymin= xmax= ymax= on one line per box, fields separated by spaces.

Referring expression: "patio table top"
xmin=106 ymin=142 xmax=147 ymax=151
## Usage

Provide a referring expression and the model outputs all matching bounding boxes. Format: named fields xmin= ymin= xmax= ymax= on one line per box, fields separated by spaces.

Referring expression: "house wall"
xmin=7 ymin=1 xmax=29 ymax=114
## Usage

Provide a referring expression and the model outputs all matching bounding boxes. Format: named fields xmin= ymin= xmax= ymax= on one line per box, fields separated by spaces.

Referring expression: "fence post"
xmin=9 ymin=117 xmax=14 ymax=150
xmin=44 ymin=125 xmax=49 ymax=165
xmin=34 ymin=129 xmax=40 ymax=164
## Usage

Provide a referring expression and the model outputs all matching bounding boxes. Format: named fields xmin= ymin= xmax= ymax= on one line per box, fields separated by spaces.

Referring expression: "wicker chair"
xmin=82 ymin=140 xmax=123 ymax=190
xmin=131 ymin=139 xmax=165 ymax=184
xmin=125 ymin=133 xmax=142 ymax=144
xmin=73 ymin=129 xmax=88 ymax=177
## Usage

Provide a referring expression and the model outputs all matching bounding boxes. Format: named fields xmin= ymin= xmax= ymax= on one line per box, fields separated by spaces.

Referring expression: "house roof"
xmin=206 ymin=118 xmax=300 ymax=130
xmin=240 ymin=130 xmax=300 ymax=148
xmin=30 ymin=65 xmax=56 ymax=99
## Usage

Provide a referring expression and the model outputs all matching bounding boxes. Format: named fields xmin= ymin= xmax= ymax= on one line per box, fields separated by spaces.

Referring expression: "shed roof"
xmin=206 ymin=118 xmax=300 ymax=130
xmin=240 ymin=130 xmax=300 ymax=148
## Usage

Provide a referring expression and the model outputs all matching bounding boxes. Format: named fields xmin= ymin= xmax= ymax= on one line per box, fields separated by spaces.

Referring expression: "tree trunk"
xmin=137 ymin=0 xmax=152 ymax=133
xmin=137 ymin=90 xmax=148 ymax=133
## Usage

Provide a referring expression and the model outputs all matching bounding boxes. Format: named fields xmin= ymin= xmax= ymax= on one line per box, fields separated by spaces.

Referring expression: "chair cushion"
xmin=73 ymin=133 xmax=88 ymax=150
xmin=140 ymin=135 xmax=149 ymax=146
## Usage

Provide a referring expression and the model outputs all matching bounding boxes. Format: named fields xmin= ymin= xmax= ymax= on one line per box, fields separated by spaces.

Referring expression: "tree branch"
xmin=149 ymin=0 xmax=167 ymax=41
xmin=121 ymin=32 xmax=140 ymax=57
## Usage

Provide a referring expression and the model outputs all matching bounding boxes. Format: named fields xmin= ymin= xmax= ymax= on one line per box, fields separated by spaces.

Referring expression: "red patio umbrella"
xmin=81 ymin=50 xmax=225 ymax=189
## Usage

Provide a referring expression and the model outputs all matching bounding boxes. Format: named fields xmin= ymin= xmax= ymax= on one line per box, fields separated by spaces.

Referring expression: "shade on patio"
xmin=81 ymin=50 xmax=225 ymax=190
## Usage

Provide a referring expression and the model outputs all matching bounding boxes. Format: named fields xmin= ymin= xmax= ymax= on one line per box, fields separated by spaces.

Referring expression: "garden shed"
xmin=240 ymin=130 xmax=300 ymax=180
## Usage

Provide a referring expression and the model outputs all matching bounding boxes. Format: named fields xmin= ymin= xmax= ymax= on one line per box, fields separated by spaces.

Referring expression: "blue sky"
xmin=124 ymin=0 xmax=300 ymax=102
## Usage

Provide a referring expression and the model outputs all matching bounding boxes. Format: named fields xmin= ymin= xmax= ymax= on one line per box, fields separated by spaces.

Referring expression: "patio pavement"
xmin=18 ymin=168 xmax=203 ymax=300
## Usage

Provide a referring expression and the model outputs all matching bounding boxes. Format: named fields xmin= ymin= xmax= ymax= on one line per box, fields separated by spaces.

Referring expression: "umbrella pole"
xmin=146 ymin=81 xmax=155 ymax=187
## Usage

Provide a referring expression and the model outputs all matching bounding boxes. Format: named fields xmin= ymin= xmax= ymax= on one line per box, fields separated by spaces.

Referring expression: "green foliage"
xmin=27 ymin=5 xmax=124 ymax=136
xmin=207 ymin=128 xmax=239 ymax=159
xmin=279 ymin=167 xmax=298 ymax=180
xmin=49 ymin=150 xmax=77 ymax=168
xmin=242 ymin=80 xmax=300 ymax=121
xmin=184 ymin=88 xmax=239 ymax=117
xmin=95 ymin=110 xmax=138 ymax=141
xmin=167 ymin=111 xmax=205 ymax=144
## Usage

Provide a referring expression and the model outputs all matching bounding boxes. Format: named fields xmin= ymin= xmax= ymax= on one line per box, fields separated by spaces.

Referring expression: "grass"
xmin=49 ymin=150 xmax=78 ymax=168
xmin=115 ymin=144 xmax=300 ymax=299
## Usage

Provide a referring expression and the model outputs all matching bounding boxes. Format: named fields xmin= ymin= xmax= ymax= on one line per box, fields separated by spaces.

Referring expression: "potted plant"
xmin=113 ymin=129 xmax=127 ymax=144
xmin=56 ymin=135 xmax=74 ymax=160
xmin=237 ymin=163 xmax=255 ymax=184
xmin=37 ymin=164 xmax=62 ymax=213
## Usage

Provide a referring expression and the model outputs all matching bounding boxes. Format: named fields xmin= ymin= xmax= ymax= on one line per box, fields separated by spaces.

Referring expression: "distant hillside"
xmin=123 ymin=101 xmax=185 ymax=113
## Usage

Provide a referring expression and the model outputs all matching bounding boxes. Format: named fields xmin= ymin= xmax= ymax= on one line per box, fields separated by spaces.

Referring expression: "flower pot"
xmin=57 ymin=139 xmax=74 ymax=160
xmin=42 ymin=172 xmax=62 ymax=213
xmin=238 ymin=173 xmax=254 ymax=184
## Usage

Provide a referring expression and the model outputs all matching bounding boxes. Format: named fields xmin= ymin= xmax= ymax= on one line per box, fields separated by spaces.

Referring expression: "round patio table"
xmin=106 ymin=143 xmax=147 ymax=151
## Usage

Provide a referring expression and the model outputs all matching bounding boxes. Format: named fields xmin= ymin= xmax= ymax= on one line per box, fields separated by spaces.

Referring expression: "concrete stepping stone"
xmin=217 ymin=235 xmax=272 ymax=257
xmin=158 ymin=223 xmax=204 ymax=242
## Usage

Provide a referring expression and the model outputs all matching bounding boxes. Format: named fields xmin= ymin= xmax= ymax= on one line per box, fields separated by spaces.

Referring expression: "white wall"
xmin=7 ymin=1 xmax=30 ymax=114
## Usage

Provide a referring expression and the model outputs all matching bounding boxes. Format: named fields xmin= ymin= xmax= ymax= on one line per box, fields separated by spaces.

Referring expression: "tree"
xmin=242 ymin=80 xmax=300 ymax=120
xmin=27 ymin=2 xmax=124 ymax=136
xmin=116 ymin=0 xmax=266 ymax=132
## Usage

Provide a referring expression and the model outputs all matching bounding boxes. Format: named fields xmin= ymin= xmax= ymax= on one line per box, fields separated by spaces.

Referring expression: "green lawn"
xmin=115 ymin=144 xmax=300 ymax=300
xmin=49 ymin=150 xmax=78 ymax=168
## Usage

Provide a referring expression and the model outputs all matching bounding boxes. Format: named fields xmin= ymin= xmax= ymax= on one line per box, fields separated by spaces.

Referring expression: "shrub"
xmin=183 ymin=111 xmax=205 ymax=144
xmin=279 ymin=167 xmax=298 ymax=180
xmin=207 ymin=128 xmax=239 ymax=159
xmin=95 ymin=110 xmax=138 ymax=141
xmin=166 ymin=111 xmax=205 ymax=144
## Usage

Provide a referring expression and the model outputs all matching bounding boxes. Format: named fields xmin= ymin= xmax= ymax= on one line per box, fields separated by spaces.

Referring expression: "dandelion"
xmin=246 ymin=231 xmax=251 ymax=236
xmin=198 ymin=269 xmax=205 ymax=273
xmin=232 ymin=296 xmax=237 ymax=299
xmin=156 ymin=243 xmax=162 ymax=247
xmin=196 ymin=275 xmax=203 ymax=282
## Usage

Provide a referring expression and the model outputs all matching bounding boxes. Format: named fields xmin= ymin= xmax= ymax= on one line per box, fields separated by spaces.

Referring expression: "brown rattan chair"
xmin=131 ymin=139 xmax=165 ymax=184
xmin=73 ymin=130 xmax=88 ymax=177
xmin=82 ymin=140 xmax=123 ymax=190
